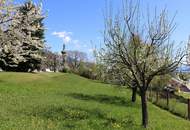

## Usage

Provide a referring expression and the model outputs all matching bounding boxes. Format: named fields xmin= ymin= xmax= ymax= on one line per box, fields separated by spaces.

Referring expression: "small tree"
xmin=100 ymin=0 xmax=184 ymax=127
xmin=67 ymin=50 xmax=87 ymax=72
xmin=41 ymin=47 xmax=62 ymax=72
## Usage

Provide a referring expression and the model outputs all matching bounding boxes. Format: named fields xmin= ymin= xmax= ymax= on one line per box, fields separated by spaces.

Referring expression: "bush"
xmin=60 ymin=67 xmax=72 ymax=73
xmin=79 ymin=68 xmax=94 ymax=79
xmin=77 ymin=65 xmax=97 ymax=80
xmin=61 ymin=68 xmax=68 ymax=73
xmin=178 ymin=73 xmax=190 ymax=81
xmin=150 ymin=74 xmax=171 ymax=91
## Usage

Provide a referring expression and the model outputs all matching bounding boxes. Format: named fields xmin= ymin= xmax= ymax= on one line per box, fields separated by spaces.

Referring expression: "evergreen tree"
xmin=16 ymin=1 xmax=45 ymax=71
xmin=0 ymin=0 xmax=25 ymax=71
xmin=0 ymin=1 xmax=45 ymax=72
xmin=0 ymin=27 xmax=26 ymax=71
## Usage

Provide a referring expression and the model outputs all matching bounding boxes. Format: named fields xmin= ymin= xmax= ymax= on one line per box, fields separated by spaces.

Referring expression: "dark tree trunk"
xmin=132 ymin=86 xmax=137 ymax=102
xmin=141 ymin=91 xmax=148 ymax=128
xmin=53 ymin=56 xmax=57 ymax=72
xmin=166 ymin=90 xmax=169 ymax=109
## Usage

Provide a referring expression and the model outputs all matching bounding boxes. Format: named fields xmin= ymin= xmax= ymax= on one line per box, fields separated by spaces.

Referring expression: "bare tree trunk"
xmin=141 ymin=91 xmax=148 ymax=128
xmin=156 ymin=91 xmax=159 ymax=104
xmin=53 ymin=55 xmax=57 ymax=72
xmin=166 ymin=90 xmax=169 ymax=109
xmin=132 ymin=86 xmax=137 ymax=102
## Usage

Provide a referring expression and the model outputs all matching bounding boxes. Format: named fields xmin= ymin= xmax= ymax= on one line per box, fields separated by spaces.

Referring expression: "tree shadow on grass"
xmin=28 ymin=105 xmax=137 ymax=129
xmin=0 ymin=79 xmax=6 ymax=83
xmin=67 ymin=93 xmax=138 ymax=108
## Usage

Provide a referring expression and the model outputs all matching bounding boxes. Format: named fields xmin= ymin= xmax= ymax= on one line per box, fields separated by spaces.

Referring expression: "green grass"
xmin=151 ymin=97 xmax=188 ymax=119
xmin=148 ymin=92 xmax=188 ymax=119
xmin=0 ymin=72 xmax=190 ymax=130
xmin=176 ymin=92 xmax=190 ymax=99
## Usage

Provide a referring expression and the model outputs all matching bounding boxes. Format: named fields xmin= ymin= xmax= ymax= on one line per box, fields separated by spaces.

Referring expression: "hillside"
xmin=0 ymin=73 xmax=189 ymax=130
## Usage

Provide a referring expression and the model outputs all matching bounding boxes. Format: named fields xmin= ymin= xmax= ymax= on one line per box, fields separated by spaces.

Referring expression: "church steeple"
xmin=61 ymin=43 xmax=67 ymax=70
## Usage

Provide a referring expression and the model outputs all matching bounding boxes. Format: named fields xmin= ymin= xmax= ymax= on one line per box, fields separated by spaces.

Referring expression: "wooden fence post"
xmin=188 ymin=99 xmax=190 ymax=120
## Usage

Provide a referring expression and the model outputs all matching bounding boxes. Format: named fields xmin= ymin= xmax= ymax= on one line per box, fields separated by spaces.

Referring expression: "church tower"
xmin=61 ymin=43 xmax=67 ymax=70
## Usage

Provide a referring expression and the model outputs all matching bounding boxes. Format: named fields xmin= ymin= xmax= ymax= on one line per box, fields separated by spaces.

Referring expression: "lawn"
xmin=176 ymin=92 xmax=190 ymax=99
xmin=0 ymin=73 xmax=190 ymax=130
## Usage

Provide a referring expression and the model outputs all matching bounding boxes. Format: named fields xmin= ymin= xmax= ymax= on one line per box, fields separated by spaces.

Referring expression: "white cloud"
xmin=52 ymin=31 xmax=95 ymax=61
xmin=64 ymin=36 xmax=71 ymax=43
xmin=52 ymin=31 xmax=72 ymax=44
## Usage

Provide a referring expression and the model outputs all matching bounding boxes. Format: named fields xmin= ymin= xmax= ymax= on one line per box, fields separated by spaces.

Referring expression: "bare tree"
xmin=0 ymin=0 xmax=14 ymax=25
xmin=100 ymin=0 xmax=184 ymax=128
xmin=187 ymin=36 xmax=190 ymax=65
xmin=67 ymin=50 xmax=87 ymax=71
xmin=41 ymin=46 xmax=62 ymax=72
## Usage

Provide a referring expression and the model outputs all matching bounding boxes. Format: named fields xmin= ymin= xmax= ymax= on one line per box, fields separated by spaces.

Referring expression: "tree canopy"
xmin=99 ymin=0 xmax=185 ymax=127
xmin=0 ymin=0 xmax=45 ymax=72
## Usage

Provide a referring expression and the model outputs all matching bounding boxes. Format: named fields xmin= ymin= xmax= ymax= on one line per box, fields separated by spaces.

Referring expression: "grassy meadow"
xmin=0 ymin=73 xmax=190 ymax=130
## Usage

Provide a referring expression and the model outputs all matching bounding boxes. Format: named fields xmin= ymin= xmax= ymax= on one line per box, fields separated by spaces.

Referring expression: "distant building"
xmin=45 ymin=68 xmax=54 ymax=72
xmin=169 ymin=78 xmax=190 ymax=93
xmin=176 ymin=65 xmax=190 ymax=73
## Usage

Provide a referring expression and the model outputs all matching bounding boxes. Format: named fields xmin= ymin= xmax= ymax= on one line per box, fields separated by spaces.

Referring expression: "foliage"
xmin=0 ymin=1 xmax=45 ymax=72
xmin=41 ymin=47 xmax=62 ymax=72
xmin=178 ymin=73 xmax=190 ymax=81
xmin=66 ymin=50 xmax=87 ymax=71
xmin=148 ymin=91 xmax=188 ymax=119
xmin=150 ymin=74 xmax=172 ymax=91
xmin=78 ymin=63 xmax=94 ymax=79
xmin=99 ymin=0 xmax=184 ymax=127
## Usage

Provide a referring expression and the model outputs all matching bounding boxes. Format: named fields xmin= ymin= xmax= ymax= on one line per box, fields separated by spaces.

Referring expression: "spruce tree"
xmin=0 ymin=1 xmax=45 ymax=72
xmin=16 ymin=1 xmax=45 ymax=71
xmin=0 ymin=0 xmax=26 ymax=71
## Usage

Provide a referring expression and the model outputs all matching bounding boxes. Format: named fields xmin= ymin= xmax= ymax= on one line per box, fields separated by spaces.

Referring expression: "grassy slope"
xmin=176 ymin=92 xmax=190 ymax=99
xmin=0 ymin=73 xmax=189 ymax=130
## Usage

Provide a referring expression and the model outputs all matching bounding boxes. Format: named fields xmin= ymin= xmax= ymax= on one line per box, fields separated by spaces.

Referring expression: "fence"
xmin=147 ymin=90 xmax=190 ymax=120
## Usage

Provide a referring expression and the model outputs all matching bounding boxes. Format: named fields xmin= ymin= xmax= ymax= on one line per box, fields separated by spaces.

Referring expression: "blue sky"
xmin=15 ymin=0 xmax=190 ymax=61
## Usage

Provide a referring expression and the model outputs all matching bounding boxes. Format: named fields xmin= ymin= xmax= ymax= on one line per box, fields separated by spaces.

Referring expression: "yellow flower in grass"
xmin=47 ymin=119 xmax=55 ymax=129
xmin=112 ymin=123 xmax=121 ymax=128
